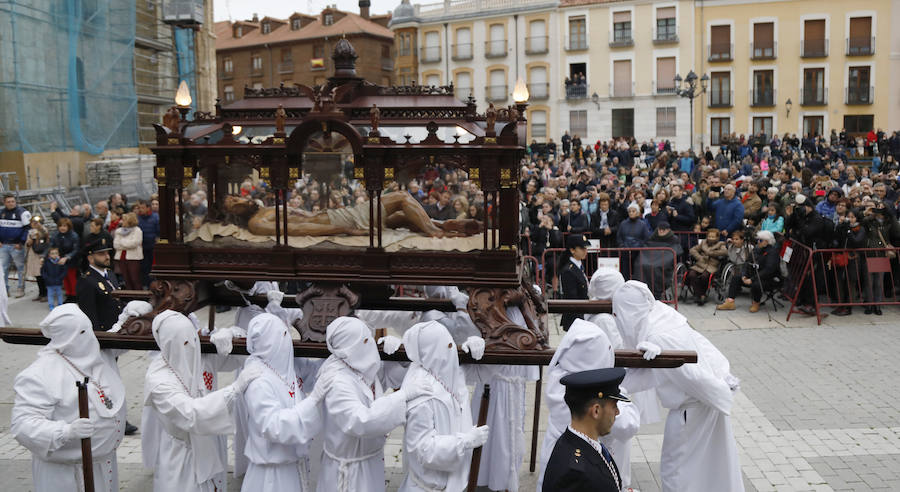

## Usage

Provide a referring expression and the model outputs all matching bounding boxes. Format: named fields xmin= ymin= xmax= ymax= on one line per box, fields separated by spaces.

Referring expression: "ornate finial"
xmin=332 ymin=38 xmax=358 ymax=78
xmin=369 ymin=104 xmax=380 ymax=134
xmin=275 ymin=104 xmax=287 ymax=134
xmin=485 ymin=102 xmax=497 ymax=135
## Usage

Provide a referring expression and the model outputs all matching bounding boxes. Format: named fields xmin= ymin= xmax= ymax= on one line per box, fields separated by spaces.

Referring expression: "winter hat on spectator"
xmin=795 ymin=194 xmax=807 ymax=205
xmin=757 ymin=231 xmax=776 ymax=245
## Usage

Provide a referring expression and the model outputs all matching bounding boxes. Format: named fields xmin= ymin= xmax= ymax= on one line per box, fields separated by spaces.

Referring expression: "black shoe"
xmin=831 ymin=307 xmax=850 ymax=317
xmin=874 ymin=307 xmax=883 ymax=316
xmin=698 ymin=296 xmax=707 ymax=306
xmin=864 ymin=306 xmax=873 ymax=315
xmin=124 ymin=421 xmax=138 ymax=435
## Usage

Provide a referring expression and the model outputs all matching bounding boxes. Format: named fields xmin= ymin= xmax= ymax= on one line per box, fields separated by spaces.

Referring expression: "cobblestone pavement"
xmin=1 ymin=281 xmax=899 ymax=491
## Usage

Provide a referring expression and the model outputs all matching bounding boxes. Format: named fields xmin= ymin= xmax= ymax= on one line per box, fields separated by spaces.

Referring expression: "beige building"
xmin=389 ymin=0 xmax=562 ymax=143
xmin=694 ymin=0 xmax=896 ymax=149
xmin=558 ymin=0 xmax=695 ymax=148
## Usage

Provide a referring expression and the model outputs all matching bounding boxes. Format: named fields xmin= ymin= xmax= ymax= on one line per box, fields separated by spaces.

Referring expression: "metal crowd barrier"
xmin=806 ymin=246 xmax=900 ymax=324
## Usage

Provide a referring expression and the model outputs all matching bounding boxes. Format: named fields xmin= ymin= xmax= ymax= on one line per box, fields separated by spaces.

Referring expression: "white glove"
xmin=725 ymin=373 xmax=741 ymax=392
xmin=404 ymin=378 xmax=432 ymax=401
xmin=462 ymin=425 xmax=490 ymax=449
xmin=266 ymin=290 xmax=285 ymax=306
xmin=636 ymin=341 xmax=661 ymax=360
xmin=234 ymin=365 xmax=264 ymax=393
xmin=210 ymin=327 xmax=235 ymax=355
xmin=460 ymin=336 xmax=486 ymax=361
xmin=377 ymin=335 xmax=402 ymax=355
xmin=450 ymin=291 xmax=469 ymax=310
xmin=63 ymin=418 xmax=94 ymax=441
xmin=224 ymin=280 xmax=239 ymax=291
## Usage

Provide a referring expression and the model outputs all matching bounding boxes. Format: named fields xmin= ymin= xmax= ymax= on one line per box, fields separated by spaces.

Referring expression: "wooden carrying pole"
xmin=467 ymin=384 xmax=491 ymax=492
xmin=529 ymin=367 xmax=543 ymax=472
xmin=75 ymin=377 xmax=95 ymax=492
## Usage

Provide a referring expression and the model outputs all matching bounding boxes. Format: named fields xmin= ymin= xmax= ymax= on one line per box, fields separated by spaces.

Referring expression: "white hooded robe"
xmin=11 ymin=305 xmax=127 ymax=492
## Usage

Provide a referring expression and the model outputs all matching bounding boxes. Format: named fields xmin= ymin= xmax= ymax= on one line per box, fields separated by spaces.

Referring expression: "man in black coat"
xmin=542 ymin=368 xmax=630 ymax=492
xmin=76 ymin=237 xmax=122 ymax=332
xmin=559 ymin=234 xmax=590 ymax=330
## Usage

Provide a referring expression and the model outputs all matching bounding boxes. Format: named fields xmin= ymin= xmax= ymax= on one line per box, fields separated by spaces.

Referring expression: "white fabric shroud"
xmin=11 ymin=304 xmax=127 ymax=492
xmin=0 ymin=279 xmax=10 ymax=326
xmin=588 ymin=267 xmax=625 ymax=301
xmin=143 ymin=310 xmax=238 ymax=492
xmin=316 ymin=316 xmax=407 ymax=492
xmin=398 ymin=320 xmax=474 ymax=492
xmin=535 ymin=317 xmax=641 ymax=490
xmin=240 ymin=313 xmax=323 ymax=492
xmin=613 ymin=280 xmax=744 ymax=492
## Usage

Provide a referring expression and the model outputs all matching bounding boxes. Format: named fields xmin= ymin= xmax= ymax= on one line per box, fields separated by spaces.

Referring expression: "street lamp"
xmin=785 ymin=98 xmax=793 ymax=118
xmin=674 ymin=70 xmax=708 ymax=153
xmin=175 ymin=80 xmax=192 ymax=121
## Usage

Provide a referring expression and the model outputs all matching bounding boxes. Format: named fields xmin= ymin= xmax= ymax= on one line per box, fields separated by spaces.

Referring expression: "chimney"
xmin=359 ymin=0 xmax=370 ymax=19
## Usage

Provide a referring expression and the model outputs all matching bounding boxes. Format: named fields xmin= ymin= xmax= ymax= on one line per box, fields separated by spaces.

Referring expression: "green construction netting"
xmin=0 ymin=0 xmax=138 ymax=154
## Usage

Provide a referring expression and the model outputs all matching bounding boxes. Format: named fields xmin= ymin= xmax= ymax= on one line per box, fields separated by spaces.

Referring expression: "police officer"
xmin=559 ymin=234 xmax=590 ymax=330
xmin=542 ymin=368 xmax=631 ymax=492
xmin=76 ymin=237 xmax=122 ymax=332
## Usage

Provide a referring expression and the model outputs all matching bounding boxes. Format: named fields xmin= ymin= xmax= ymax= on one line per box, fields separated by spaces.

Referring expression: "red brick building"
xmin=215 ymin=1 xmax=394 ymax=103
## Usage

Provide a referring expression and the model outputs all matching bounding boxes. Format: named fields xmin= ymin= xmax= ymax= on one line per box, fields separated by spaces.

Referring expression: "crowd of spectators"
xmin=2 ymin=192 xmax=161 ymax=308
xmin=516 ymin=129 xmax=900 ymax=316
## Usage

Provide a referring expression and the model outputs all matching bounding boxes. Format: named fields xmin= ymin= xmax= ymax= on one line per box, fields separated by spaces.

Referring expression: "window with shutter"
xmin=423 ymin=32 xmax=441 ymax=62
xmin=613 ymin=60 xmax=632 ymax=97
xmin=802 ymin=68 xmax=825 ymax=105
xmin=802 ymin=19 xmax=826 ymax=57
xmin=656 ymin=57 xmax=675 ymax=93
xmin=568 ymin=17 xmax=586 ymax=50
xmin=569 ymin=110 xmax=587 ymax=137
xmin=531 ymin=110 xmax=547 ymax=138
xmin=528 ymin=20 xmax=547 ymax=54
xmin=656 ymin=107 xmax=676 ymax=137
xmin=612 ymin=11 xmax=632 ymax=44
xmin=752 ymin=70 xmax=774 ymax=106
xmin=711 ymin=118 xmax=730 ymax=145
xmin=709 ymin=25 xmax=731 ymax=61
xmin=709 ymin=72 xmax=731 ymax=107
xmin=848 ymin=17 xmax=873 ymax=55
xmin=528 ymin=67 xmax=548 ymax=99
xmin=752 ymin=117 xmax=773 ymax=139
xmin=752 ymin=22 xmax=774 ymax=59
xmin=456 ymin=72 xmax=472 ymax=101
xmin=455 ymin=28 xmax=472 ymax=60
xmin=655 ymin=7 xmax=677 ymax=41
xmin=847 ymin=66 xmax=871 ymax=104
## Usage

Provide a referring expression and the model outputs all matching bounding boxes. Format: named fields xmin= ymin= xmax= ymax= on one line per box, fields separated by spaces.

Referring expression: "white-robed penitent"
xmin=614 ymin=281 xmax=744 ymax=492
xmin=241 ymin=313 xmax=325 ymax=492
xmin=398 ymin=321 xmax=488 ymax=492
xmin=11 ymin=304 xmax=127 ymax=492
xmin=143 ymin=310 xmax=260 ymax=492
xmin=316 ymin=316 xmax=412 ymax=492
xmin=536 ymin=317 xmax=641 ymax=491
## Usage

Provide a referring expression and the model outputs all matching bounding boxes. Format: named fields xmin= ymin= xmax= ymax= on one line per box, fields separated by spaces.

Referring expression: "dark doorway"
xmin=612 ymin=108 xmax=634 ymax=138
xmin=569 ymin=63 xmax=586 ymax=80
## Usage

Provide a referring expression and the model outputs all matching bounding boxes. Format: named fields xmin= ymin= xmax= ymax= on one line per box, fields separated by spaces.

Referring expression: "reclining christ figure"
xmin=223 ymin=191 xmax=483 ymax=238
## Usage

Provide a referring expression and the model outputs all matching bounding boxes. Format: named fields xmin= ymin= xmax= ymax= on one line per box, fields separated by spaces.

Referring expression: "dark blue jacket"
xmin=0 ymin=206 xmax=30 ymax=244
xmin=617 ymin=217 xmax=650 ymax=248
xmin=708 ymin=197 xmax=745 ymax=234
xmin=50 ymin=230 xmax=80 ymax=261
xmin=41 ymin=258 xmax=68 ymax=286
xmin=667 ymin=196 xmax=696 ymax=231
xmin=138 ymin=212 xmax=160 ymax=248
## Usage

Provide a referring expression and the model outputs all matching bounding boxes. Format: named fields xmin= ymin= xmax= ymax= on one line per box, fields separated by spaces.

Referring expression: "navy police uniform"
xmin=76 ymin=237 xmax=122 ymax=331
xmin=542 ymin=368 xmax=631 ymax=492
xmin=559 ymin=234 xmax=590 ymax=331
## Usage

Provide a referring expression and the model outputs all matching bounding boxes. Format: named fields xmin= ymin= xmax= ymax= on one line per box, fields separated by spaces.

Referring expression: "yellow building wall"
xmin=694 ymin=0 xmax=892 ymax=144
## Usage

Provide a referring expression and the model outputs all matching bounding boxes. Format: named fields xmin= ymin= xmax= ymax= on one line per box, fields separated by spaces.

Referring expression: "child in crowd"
xmin=40 ymin=247 xmax=67 ymax=309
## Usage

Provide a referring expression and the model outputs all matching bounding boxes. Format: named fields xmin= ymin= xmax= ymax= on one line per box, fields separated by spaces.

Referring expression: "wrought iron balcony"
xmin=801 ymin=39 xmax=828 ymax=58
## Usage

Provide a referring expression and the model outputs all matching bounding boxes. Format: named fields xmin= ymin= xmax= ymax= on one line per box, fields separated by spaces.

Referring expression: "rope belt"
xmin=322 ymin=446 xmax=383 ymax=492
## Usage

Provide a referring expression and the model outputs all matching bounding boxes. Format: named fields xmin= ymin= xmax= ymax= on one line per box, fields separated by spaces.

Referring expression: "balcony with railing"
xmin=565 ymin=35 xmax=588 ymax=51
xmin=525 ymin=36 xmax=548 ymax=55
xmin=565 ymin=83 xmax=589 ymax=100
xmin=609 ymin=81 xmax=635 ymax=98
xmin=485 ymin=84 xmax=508 ymax=102
xmin=653 ymin=25 xmax=679 ymax=44
xmin=708 ymin=43 xmax=733 ymax=62
xmin=452 ymin=43 xmax=473 ymax=61
xmin=528 ymin=83 xmax=549 ymax=100
xmin=801 ymin=38 xmax=828 ymax=57
xmin=709 ymin=90 xmax=733 ymax=108
xmin=801 ymin=87 xmax=827 ymax=106
xmin=653 ymin=81 xmax=677 ymax=95
xmin=381 ymin=58 xmax=394 ymax=71
xmin=250 ymin=65 xmax=264 ymax=77
xmin=846 ymin=37 xmax=875 ymax=56
xmin=420 ymin=46 xmax=441 ymax=63
xmin=609 ymin=31 xmax=633 ymax=48
xmin=846 ymin=86 xmax=873 ymax=105
xmin=220 ymin=70 xmax=233 ymax=80
xmin=485 ymin=40 xmax=507 ymax=58
xmin=278 ymin=61 xmax=294 ymax=74
xmin=750 ymin=41 xmax=776 ymax=60
xmin=750 ymin=89 xmax=776 ymax=107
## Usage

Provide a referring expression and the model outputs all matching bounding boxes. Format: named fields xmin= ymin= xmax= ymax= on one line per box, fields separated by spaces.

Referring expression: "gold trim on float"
xmin=167 ymin=138 xmax=179 ymax=145
xmin=484 ymin=137 xmax=497 ymax=144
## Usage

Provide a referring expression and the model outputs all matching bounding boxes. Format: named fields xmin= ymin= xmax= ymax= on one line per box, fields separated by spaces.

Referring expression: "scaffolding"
xmin=0 ymin=0 xmax=139 ymax=154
